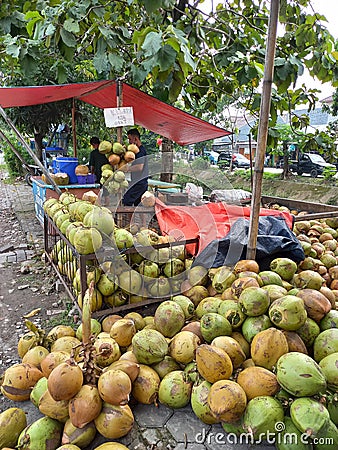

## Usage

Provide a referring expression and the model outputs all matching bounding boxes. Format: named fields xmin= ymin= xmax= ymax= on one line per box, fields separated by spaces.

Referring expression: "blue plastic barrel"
xmin=55 ymin=157 xmax=78 ymax=184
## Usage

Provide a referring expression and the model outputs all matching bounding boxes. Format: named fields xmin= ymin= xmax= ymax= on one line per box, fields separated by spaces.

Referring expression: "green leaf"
xmin=45 ymin=23 xmax=56 ymax=37
xmin=131 ymin=64 xmax=148 ymax=84
xmin=60 ymin=28 xmax=76 ymax=48
xmin=93 ymin=52 xmax=109 ymax=74
xmin=57 ymin=65 xmax=67 ymax=84
xmin=6 ymin=43 xmax=20 ymax=58
xmin=141 ymin=31 xmax=162 ymax=57
xmin=63 ymin=18 xmax=80 ymax=34
xmin=156 ymin=44 xmax=176 ymax=71
xmin=142 ymin=0 xmax=162 ymax=14
xmin=108 ymin=52 xmax=124 ymax=72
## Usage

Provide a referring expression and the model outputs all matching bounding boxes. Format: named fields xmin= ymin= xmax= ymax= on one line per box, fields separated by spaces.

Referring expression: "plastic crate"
xmin=76 ymin=174 xmax=96 ymax=184
xmin=32 ymin=179 xmax=46 ymax=225
xmin=76 ymin=175 xmax=87 ymax=184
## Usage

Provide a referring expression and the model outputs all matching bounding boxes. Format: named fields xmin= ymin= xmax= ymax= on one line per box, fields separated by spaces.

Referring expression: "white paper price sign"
xmin=104 ymin=107 xmax=134 ymax=127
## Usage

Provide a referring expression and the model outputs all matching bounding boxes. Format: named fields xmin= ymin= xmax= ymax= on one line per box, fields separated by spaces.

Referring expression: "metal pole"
xmin=0 ymin=105 xmax=62 ymax=195
xmin=246 ymin=0 xmax=280 ymax=260
xmin=116 ymin=80 xmax=123 ymax=143
xmin=72 ymin=98 xmax=77 ymax=157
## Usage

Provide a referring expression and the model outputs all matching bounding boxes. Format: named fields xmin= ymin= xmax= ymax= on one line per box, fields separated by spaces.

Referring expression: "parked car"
xmin=218 ymin=152 xmax=251 ymax=169
xmin=289 ymin=153 xmax=336 ymax=177
xmin=204 ymin=150 xmax=219 ymax=164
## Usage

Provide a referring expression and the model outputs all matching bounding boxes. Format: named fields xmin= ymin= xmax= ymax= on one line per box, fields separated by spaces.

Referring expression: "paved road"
xmin=0 ymin=169 xmax=275 ymax=450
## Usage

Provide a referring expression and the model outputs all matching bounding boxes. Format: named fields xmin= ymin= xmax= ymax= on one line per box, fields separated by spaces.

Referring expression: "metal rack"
xmin=44 ymin=214 xmax=199 ymax=319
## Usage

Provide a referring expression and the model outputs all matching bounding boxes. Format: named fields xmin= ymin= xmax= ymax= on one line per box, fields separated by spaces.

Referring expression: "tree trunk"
xmin=160 ymin=137 xmax=173 ymax=183
xmin=34 ymin=133 xmax=44 ymax=161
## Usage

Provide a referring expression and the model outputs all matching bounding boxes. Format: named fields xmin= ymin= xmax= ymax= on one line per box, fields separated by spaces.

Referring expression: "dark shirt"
xmin=89 ymin=149 xmax=108 ymax=183
xmin=123 ymin=144 xmax=148 ymax=206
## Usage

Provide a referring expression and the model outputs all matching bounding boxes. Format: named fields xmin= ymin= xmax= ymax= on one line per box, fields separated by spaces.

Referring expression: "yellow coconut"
xmin=94 ymin=336 xmax=121 ymax=368
xmin=17 ymin=331 xmax=39 ymax=358
xmin=236 ymin=366 xmax=280 ymax=400
xmin=123 ymin=150 xmax=136 ymax=163
xmin=75 ymin=165 xmax=89 ymax=175
xmin=61 ymin=418 xmax=96 ymax=447
xmin=1 ymin=363 xmax=43 ymax=401
xmin=38 ymin=389 xmax=70 ymax=422
xmin=94 ymin=403 xmax=134 ymax=439
xmin=250 ymin=328 xmax=289 ymax=370
xmin=109 ymin=318 xmax=137 ymax=347
xmin=101 ymin=314 xmax=123 ymax=332
xmin=22 ymin=346 xmax=50 ymax=369
xmin=207 ymin=379 xmax=247 ymax=422
xmin=132 ymin=364 xmax=160 ymax=404
xmin=0 ymin=407 xmax=27 ymax=449
xmin=95 ymin=444 xmax=130 ymax=450
xmin=211 ymin=336 xmax=246 ymax=369
xmin=98 ymin=369 xmax=132 ymax=405
xmin=169 ymin=331 xmax=201 ymax=365
xmin=123 ymin=312 xmax=146 ymax=331
xmin=48 ymin=362 xmax=83 ymax=401
xmin=104 ymin=359 xmax=140 ymax=382
xmin=40 ymin=351 xmax=70 ymax=378
xmin=69 ymin=385 xmax=102 ymax=428
xmin=195 ymin=344 xmax=233 ymax=383
xmin=50 ymin=336 xmax=81 ymax=359
xmin=119 ymin=350 xmax=139 ymax=363
xmin=47 ymin=325 xmax=76 ymax=341
xmin=231 ymin=331 xmax=251 ymax=359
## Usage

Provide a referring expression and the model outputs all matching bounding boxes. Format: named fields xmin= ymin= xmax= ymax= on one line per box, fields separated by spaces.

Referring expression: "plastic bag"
xmin=192 ymin=215 xmax=304 ymax=271
xmin=209 ymin=189 xmax=251 ymax=204
xmin=185 ymin=183 xmax=203 ymax=204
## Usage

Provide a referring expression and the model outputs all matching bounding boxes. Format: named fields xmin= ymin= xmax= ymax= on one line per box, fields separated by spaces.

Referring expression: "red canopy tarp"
xmin=154 ymin=199 xmax=294 ymax=254
xmin=0 ymin=80 xmax=231 ymax=146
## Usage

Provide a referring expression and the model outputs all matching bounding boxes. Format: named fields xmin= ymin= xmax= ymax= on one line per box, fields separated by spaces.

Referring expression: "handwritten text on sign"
xmin=104 ymin=107 xmax=134 ymax=127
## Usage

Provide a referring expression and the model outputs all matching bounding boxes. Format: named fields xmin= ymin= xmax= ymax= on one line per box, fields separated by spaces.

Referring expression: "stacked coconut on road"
xmin=2 ymin=193 xmax=338 ymax=447
xmin=1 ymin=231 xmax=338 ymax=448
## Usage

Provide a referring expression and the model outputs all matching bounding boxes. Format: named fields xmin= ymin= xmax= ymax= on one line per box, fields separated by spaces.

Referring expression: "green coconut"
xmin=268 ymin=295 xmax=307 ymax=331
xmin=290 ymin=397 xmax=330 ymax=437
xmin=276 ymin=352 xmax=327 ymax=397
xmin=241 ymin=314 xmax=272 ymax=343
xmin=319 ymin=352 xmax=338 ymax=390
xmin=17 ymin=416 xmax=63 ymax=449
xmin=238 ymin=286 xmax=270 ymax=316
xmin=83 ymin=207 xmax=115 ymax=236
xmin=191 ymin=380 xmax=220 ymax=425
xmin=158 ymin=370 xmax=192 ymax=408
xmin=73 ymin=226 xmax=102 ymax=255
xmin=276 ymin=416 xmax=312 ymax=450
xmin=0 ymin=407 xmax=27 ymax=449
xmin=313 ymin=329 xmax=338 ymax=362
xmin=154 ymin=300 xmax=185 ymax=338
xmin=200 ymin=312 xmax=232 ymax=343
xmin=132 ymin=329 xmax=168 ymax=364
xmin=242 ymin=396 xmax=284 ymax=440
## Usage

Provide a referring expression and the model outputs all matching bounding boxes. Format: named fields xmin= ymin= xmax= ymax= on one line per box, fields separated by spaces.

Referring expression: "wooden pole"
xmin=0 ymin=106 xmax=62 ymax=195
xmin=246 ymin=0 xmax=280 ymax=260
xmin=72 ymin=98 xmax=77 ymax=157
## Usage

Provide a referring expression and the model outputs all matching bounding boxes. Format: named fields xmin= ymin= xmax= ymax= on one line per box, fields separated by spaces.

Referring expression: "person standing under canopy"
xmin=123 ymin=128 xmax=148 ymax=206
xmin=88 ymin=136 xmax=108 ymax=185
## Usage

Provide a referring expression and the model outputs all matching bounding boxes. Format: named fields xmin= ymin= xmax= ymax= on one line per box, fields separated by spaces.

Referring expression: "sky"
xmin=201 ymin=0 xmax=338 ymax=99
